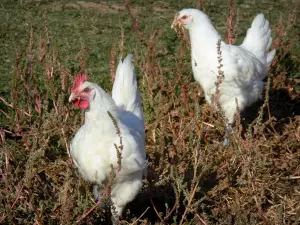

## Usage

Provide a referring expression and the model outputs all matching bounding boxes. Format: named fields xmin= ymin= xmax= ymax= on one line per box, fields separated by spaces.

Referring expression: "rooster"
xmin=172 ymin=8 xmax=276 ymax=144
xmin=69 ymin=54 xmax=146 ymax=222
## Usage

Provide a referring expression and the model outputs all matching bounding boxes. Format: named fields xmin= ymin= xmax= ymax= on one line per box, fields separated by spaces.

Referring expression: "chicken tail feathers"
xmin=241 ymin=14 xmax=276 ymax=66
xmin=112 ymin=54 xmax=144 ymax=123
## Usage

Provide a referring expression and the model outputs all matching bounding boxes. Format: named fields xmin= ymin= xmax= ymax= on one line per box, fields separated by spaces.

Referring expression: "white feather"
xmin=70 ymin=54 xmax=146 ymax=219
xmin=241 ymin=14 xmax=276 ymax=66
xmin=112 ymin=54 xmax=144 ymax=135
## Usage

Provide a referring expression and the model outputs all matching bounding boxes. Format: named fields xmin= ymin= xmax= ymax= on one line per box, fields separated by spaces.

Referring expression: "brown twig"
xmin=0 ymin=96 xmax=13 ymax=108
xmin=214 ymin=39 xmax=225 ymax=114
xmin=177 ymin=34 xmax=189 ymax=105
xmin=0 ymin=215 xmax=7 ymax=223
xmin=61 ymin=128 xmax=72 ymax=163
xmin=181 ymin=84 xmax=188 ymax=105
xmin=123 ymin=0 xmax=145 ymax=44
xmin=119 ymin=19 xmax=125 ymax=58
xmin=11 ymin=184 xmax=25 ymax=209
xmin=226 ymin=0 xmax=236 ymax=44
xmin=130 ymin=207 xmax=150 ymax=225
xmin=149 ymin=193 xmax=166 ymax=224
xmin=195 ymin=212 xmax=208 ymax=225
xmin=0 ymin=129 xmax=6 ymax=144
xmin=76 ymin=189 xmax=109 ymax=223
xmin=163 ymin=188 xmax=180 ymax=222
xmin=52 ymin=99 xmax=59 ymax=115
xmin=107 ymin=111 xmax=124 ymax=173
xmin=109 ymin=40 xmax=117 ymax=82
xmin=179 ymin=181 xmax=200 ymax=225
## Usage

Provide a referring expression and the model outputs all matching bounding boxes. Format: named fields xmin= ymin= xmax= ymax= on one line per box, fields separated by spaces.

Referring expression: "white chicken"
xmin=69 ymin=54 xmax=146 ymax=222
xmin=172 ymin=9 xmax=276 ymax=125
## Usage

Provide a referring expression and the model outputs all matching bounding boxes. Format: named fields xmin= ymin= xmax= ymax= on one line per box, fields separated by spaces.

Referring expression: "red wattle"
xmin=73 ymin=99 xmax=89 ymax=109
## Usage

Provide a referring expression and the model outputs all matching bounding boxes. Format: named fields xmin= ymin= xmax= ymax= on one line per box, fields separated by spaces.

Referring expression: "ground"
xmin=0 ymin=0 xmax=299 ymax=224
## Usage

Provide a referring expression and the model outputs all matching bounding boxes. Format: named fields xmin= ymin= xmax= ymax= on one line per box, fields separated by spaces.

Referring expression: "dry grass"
xmin=0 ymin=0 xmax=299 ymax=224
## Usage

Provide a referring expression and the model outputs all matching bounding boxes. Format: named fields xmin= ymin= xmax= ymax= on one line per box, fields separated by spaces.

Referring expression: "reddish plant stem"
xmin=179 ymin=181 xmax=199 ymax=225
xmin=123 ymin=0 xmax=144 ymax=43
xmin=227 ymin=12 xmax=233 ymax=44
xmin=226 ymin=0 xmax=235 ymax=45
xmin=181 ymin=84 xmax=188 ymax=105
xmin=0 ymin=168 xmax=6 ymax=184
xmin=149 ymin=193 xmax=166 ymax=224
xmin=76 ymin=189 xmax=109 ymax=223
xmin=164 ymin=194 xmax=179 ymax=222
xmin=34 ymin=86 xmax=41 ymax=114
xmin=109 ymin=41 xmax=117 ymax=82
xmin=11 ymin=184 xmax=25 ymax=209
xmin=5 ymin=152 xmax=9 ymax=171
xmin=53 ymin=99 xmax=58 ymax=115
xmin=0 ymin=129 xmax=5 ymax=143
xmin=0 ymin=96 xmax=13 ymax=108
xmin=177 ymin=36 xmax=189 ymax=105
xmin=61 ymin=128 xmax=72 ymax=163
xmin=195 ymin=212 xmax=208 ymax=225
xmin=0 ymin=216 xmax=7 ymax=223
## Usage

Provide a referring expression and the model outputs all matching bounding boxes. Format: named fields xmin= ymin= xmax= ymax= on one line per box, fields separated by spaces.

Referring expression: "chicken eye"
xmin=182 ymin=15 xmax=188 ymax=19
xmin=83 ymin=87 xmax=90 ymax=93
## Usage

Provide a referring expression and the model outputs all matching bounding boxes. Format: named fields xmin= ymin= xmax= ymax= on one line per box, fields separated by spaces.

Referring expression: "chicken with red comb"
xmin=69 ymin=54 xmax=147 ymax=223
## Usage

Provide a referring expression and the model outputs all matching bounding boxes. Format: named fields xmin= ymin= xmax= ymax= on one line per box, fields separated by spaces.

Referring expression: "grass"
xmin=0 ymin=0 xmax=299 ymax=224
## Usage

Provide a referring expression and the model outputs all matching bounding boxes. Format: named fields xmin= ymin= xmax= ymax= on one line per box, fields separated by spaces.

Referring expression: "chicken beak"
xmin=69 ymin=93 xmax=77 ymax=102
xmin=171 ymin=13 xmax=180 ymax=29
xmin=171 ymin=17 xmax=178 ymax=29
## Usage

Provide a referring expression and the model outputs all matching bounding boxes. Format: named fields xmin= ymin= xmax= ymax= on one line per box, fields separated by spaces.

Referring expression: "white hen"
xmin=69 ymin=54 xmax=146 ymax=221
xmin=172 ymin=9 xmax=276 ymax=124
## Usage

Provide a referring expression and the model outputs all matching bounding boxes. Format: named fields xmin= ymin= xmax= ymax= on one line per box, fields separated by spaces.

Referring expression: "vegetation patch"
xmin=0 ymin=0 xmax=299 ymax=224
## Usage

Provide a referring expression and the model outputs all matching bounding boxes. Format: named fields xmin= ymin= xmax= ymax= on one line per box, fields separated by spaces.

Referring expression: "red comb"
xmin=71 ymin=74 xmax=88 ymax=92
